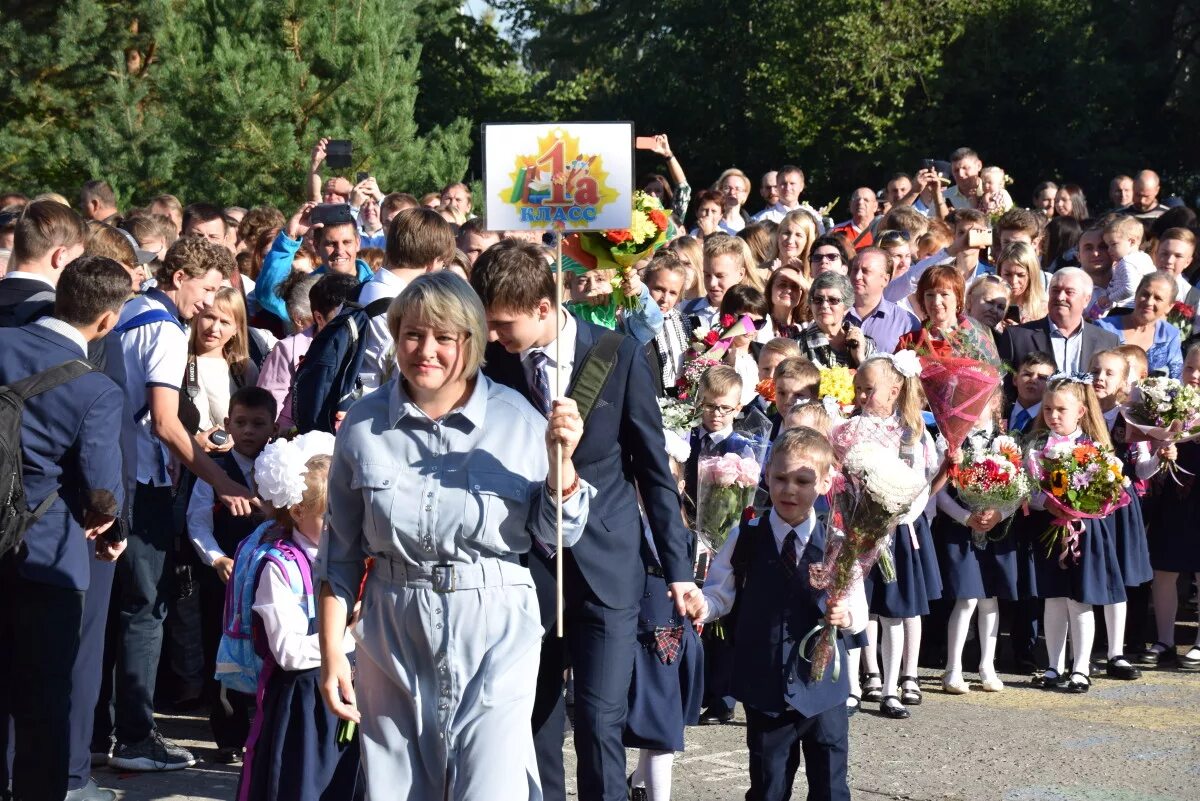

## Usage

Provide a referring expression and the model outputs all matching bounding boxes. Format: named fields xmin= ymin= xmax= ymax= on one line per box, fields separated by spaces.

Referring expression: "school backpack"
xmin=0 ymin=359 xmax=96 ymax=559
xmin=215 ymin=522 xmax=314 ymax=694
xmin=292 ymin=283 xmax=391 ymax=434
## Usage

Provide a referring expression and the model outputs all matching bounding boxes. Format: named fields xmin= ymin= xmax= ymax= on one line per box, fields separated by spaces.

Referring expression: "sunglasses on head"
xmin=878 ymin=229 xmax=911 ymax=243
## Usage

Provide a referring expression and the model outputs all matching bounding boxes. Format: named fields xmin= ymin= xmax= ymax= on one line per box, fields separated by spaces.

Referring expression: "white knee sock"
xmin=1103 ymin=601 xmax=1127 ymax=660
xmin=846 ymin=647 xmax=862 ymax=697
xmin=902 ymin=616 xmax=922 ymax=678
xmin=862 ymin=616 xmax=880 ymax=677
xmin=977 ymin=598 xmax=1000 ymax=678
xmin=1151 ymin=571 xmax=1179 ymax=646
xmin=1068 ymin=599 xmax=1095 ymax=675
xmin=945 ymin=599 xmax=977 ymax=677
xmin=879 ymin=616 xmax=904 ymax=699
xmin=643 ymin=750 xmax=674 ymax=801
xmin=1044 ymin=598 xmax=1069 ymax=674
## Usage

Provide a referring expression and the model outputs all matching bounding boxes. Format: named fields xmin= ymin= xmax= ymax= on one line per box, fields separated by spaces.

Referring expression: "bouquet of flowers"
xmin=803 ymin=442 xmax=929 ymax=681
xmin=672 ymin=314 xmax=758 ymax=403
xmin=1121 ymin=376 xmax=1200 ymax=481
xmin=948 ymin=433 xmax=1031 ymax=548
xmin=1028 ymin=436 xmax=1130 ymax=565
xmin=911 ymin=330 xmax=1003 ymax=453
xmin=695 ymin=417 xmax=772 ymax=555
xmin=818 ymin=366 xmax=855 ymax=409
xmin=657 ymin=397 xmax=697 ymax=439
xmin=1167 ymin=300 xmax=1195 ymax=342
xmin=562 ymin=190 xmax=675 ymax=311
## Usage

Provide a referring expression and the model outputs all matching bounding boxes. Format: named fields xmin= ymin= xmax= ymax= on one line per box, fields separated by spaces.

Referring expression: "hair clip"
xmin=867 ymin=349 xmax=922 ymax=379
xmin=254 ymin=431 xmax=337 ymax=509
xmin=1050 ymin=371 xmax=1094 ymax=385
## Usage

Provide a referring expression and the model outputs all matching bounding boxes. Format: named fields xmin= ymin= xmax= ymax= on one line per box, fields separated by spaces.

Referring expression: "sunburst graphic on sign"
xmin=499 ymin=127 xmax=619 ymax=229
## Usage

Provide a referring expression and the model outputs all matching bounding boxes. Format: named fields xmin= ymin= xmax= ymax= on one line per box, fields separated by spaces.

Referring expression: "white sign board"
xmin=482 ymin=122 xmax=634 ymax=232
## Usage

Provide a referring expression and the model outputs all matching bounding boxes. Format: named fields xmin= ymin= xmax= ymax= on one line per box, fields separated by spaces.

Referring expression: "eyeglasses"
xmin=700 ymin=403 xmax=737 ymax=416
xmin=810 ymin=252 xmax=841 ymax=262
xmin=811 ymin=295 xmax=843 ymax=307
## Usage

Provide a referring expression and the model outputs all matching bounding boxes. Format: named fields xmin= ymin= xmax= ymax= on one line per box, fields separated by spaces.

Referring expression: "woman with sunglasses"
xmin=796 ymin=271 xmax=876 ymax=368
xmin=808 ymin=234 xmax=855 ymax=276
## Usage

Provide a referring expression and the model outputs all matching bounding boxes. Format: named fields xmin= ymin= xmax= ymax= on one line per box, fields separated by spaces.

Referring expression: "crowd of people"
xmin=1 ymin=137 xmax=1199 ymax=801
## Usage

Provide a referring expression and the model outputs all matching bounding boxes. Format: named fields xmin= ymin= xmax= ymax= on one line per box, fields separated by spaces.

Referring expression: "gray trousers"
xmin=354 ymin=558 xmax=544 ymax=801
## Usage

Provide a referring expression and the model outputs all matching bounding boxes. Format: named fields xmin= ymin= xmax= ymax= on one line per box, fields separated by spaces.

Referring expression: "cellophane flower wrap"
xmin=804 ymin=442 xmax=928 ymax=681
xmin=911 ymin=321 xmax=1003 ymax=453
xmin=561 ymin=190 xmax=675 ymax=311
xmin=1027 ymin=435 xmax=1130 ymax=566
xmin=948 ymin=432 xmax=1031 ymax=548
xmin=1167 ymin=300 xmax=1195 ymax=342
xmin=1120 ymin=377 xmax=1200 ymax=481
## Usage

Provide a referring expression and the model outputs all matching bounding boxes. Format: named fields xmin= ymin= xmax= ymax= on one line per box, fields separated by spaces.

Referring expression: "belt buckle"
xmin=431 ymin=564 xmax=456 ymax=593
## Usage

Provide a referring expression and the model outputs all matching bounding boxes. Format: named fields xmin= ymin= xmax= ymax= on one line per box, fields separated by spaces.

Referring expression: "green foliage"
xmin=0 ymin=0 xmax=474 ymax=207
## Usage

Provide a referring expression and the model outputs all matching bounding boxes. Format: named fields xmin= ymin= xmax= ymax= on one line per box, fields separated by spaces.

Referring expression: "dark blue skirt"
xmin=933 ymin=514 xmax=1020 ymax=600
xmin=624 ymin=572 xmax=703 ymax=752
xmin=1148 ymin=443 xmax=1200 ymax=573
xmin=1111 ymin=494 xmax=1152 ymax=587
xmin=1029 ymin=509 xmax=1127 ymax=606
xmin=238 ymin=664 xmax=362 ymax=801
xmin=865 ymin=516 xmax=940 ymax=618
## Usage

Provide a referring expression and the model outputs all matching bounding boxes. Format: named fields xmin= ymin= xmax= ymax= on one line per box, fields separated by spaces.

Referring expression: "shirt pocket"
xmin=462 ymin=468 xmax=532 ymax=555
xmin=350 ymin=463 xmax=407 ymax=545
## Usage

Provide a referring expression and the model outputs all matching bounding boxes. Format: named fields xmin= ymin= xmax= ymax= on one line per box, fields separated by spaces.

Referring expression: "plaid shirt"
xmin=795 ymin=322 xmax=876 ymax=368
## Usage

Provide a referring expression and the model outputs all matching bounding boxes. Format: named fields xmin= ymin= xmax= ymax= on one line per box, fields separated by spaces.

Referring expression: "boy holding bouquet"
xmin=698 ymin=428 xmax=867 ymax=801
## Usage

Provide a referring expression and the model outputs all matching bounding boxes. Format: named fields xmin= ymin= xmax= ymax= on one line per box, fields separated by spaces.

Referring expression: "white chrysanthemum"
xmin=841 ymin=442 xmax=927 ymax=516
xmin=664 ymin=430 xmax=692 ymax=464
xmin=254 ymin=432 xmax=337 ymax=509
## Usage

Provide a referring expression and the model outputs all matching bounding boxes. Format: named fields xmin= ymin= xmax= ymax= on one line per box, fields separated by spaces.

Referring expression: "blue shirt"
xmin=1047 ymin=318 xmax=1085 ymax=375
xmin=846 ymin=297 xmax=921 ymax=353
xmin=316 ymin=374 xmax=594 ymax=610
xmin=1097 ymin=317 xmax=1184 ymax=379
xmin=252 ymin=231 xmax=373 ymax=325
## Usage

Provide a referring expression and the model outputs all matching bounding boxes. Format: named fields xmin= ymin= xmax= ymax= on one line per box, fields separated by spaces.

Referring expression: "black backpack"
xmin=293 ymin=285 xmax=391 ymax=434
xmin=0 ymin=359 xmax=95 ymax=559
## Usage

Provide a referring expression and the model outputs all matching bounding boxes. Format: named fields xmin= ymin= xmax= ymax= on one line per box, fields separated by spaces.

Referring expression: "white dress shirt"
xmin=520 ymin=311 xmax=577 ymax=398
xmin=701 ymin=508 xmax=868 ymax=634
xmin=1009 ymin=401 xmax=1042 ymax=432
xmin=186 ymin=449 xmax=258 ymax=565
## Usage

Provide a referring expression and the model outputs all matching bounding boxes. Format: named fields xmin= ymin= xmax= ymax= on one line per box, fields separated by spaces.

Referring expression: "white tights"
xmin=1044 ymin=597 xmax=1095 ymax=676
xmin=1152 ymin=570 xmax=1200 ymax=647
xmin=944 ymin=597 xmax=1000 ymax=679
xmin=630 ymin=749 xmax=674 ymax=801
xmin=878 ymin=616 xmax=921 ymax=698
xmin=1102 ymin=601 xmax=1127 ymax=660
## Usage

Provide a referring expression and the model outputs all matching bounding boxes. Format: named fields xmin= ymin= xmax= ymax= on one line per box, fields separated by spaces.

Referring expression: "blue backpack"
xmin=292 ymin=284 xmax=391 ymax=434
xmin=215 ymin=522 xmax=314 ymax=694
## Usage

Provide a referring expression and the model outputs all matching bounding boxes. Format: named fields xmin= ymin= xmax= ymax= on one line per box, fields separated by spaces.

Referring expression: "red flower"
xmin=1171 ymin=301 xmax=1195 ymax=318
xmin=649 ymin=209 xmax=669 ymax=230
xmin=720 ymin=314 xmax=735 ymax=329
xmin=703 ymin=330 xmax=720 ymax=346
xmin=606 ymin=229 xmax=633 ymax=244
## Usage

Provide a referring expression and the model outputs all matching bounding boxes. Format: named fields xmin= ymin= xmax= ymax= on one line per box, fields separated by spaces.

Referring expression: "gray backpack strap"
xmin=568 ymin=331 xmax=623 ymax=423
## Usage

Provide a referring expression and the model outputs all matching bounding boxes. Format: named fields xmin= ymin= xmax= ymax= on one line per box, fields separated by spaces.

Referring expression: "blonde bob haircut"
xmin=386 ymin=271 xmax=487 ymax=378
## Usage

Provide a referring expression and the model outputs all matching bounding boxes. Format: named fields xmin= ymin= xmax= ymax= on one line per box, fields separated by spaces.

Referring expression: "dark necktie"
xmin=1013 ymin=408 xmax=1032 ymax=432
xmin=529 ymin=350 xmax=552 ymax=417
xmin=781 ymin=529 xmax=798 ymax=578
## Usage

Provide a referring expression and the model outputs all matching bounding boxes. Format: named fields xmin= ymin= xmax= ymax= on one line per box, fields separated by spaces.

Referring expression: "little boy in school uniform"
xmin=698 ymin=427 xmax=867 ymax=801
xmin=185 ymin=386 xmax=277 ymax=762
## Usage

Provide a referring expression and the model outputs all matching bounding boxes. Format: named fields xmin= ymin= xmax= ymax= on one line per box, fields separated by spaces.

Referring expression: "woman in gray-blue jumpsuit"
xmin=315 ymin=272 xmax=592 ymax=800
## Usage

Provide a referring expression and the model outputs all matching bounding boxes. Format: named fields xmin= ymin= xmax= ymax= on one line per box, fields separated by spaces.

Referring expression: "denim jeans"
xmin=113 ymin=482 xmax=176 ymax=744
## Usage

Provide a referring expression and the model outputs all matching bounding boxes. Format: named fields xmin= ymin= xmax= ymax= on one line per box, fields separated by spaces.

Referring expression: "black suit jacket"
xmin=483 ymin=318 xmax=694 ymax=611
xmin=997 ymin=317 xmax=1120 ymax=400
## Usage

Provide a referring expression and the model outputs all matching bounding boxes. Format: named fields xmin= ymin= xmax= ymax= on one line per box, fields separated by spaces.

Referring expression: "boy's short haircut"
xmin=1104 ymin=215 xmax=1144 ymax=243
xmin=698 ymin=365 xmax=743 ymax=401
xmin=783 ymin=402 xmax=833 ymax=438
xmin=950 ymin=207 xmax=989 ymax=230
xmin=381 ymin=192 xmax=419 ymax=219
xmin=79 ymin=180 xmax=116 ymax=208
xmin=181 ymin=202 xmax=228 ymax=234
xmin=949 ymin=147 xmax=979 ymax=163
xmin=1159 ymin=227 xmax=1196 ymax=248
xmin=469 ymin=239 xmax=555 ymax=312
xmin=995 ymin=207 xmax=1043 ymax=241
xmin=11 ymin=199 xmax=87 ymax=265
xmin=773 ymin=356 xmax=821 ymax=388
xmin=1018 ymin=350 xmax=1056 ymax=373
xmin=703 ymin=232 xmax=749 ymax=271
xmin=879 ymin=206 xmax=929 ymax=242
xmin=1113 ymin=344 xmax=1150 ymax=379
xmin=386 ymin=207 xmax=456 ymax=269
xmin=643 ymin=250 xmax=689 ymax=284
xmin=761 ymin=337 xmax=802 ymax=361
xmin=769 ymin=426 xmax=835 ymax=475
xmin=150 ymin=193 xmax=183 ymax=217
xmin=455 ymin=217 xmax=494 ymax=242
xmin=54 ymin=256 xmax=132 ymax=326
xmin=228 ymin=385 xmax=278 ymax=422
xmin=308 ymin=273 xmax=360 ymax=318
xmin=155 ymin=235 xmax=234 ymax=284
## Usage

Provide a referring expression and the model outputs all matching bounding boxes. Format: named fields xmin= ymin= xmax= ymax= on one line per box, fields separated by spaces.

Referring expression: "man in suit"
xmin=0 ymin=256 xmax=129 ymax=801
xmin=998 ymin=267 xmax=1120 ymax=398
xmin=470 ymin=240 xmax=703 ymax=801
xmin=0 ymin=200 xmax=87 ymax=327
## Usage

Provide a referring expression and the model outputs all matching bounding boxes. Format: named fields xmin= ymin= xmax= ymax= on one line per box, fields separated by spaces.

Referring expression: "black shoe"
xmin=64 ymin=779 xmax=117 ymax=801
xmin=213 ymin=746 xmax=242 ymax=764
xmin=698 ymin=707 xmax=734 ymax=725
xmin=846 ymin=695 xmax=861 ymax=717
xmin=1066 ymin=671 xmax=1091 ymax=693
xmin=1181 ymin=647 xmax=1200 ymax=671
xmin=1105 ymin=657 xmax=1142 ymax=680
xmin=899 ymin=675 xmax=923 ymax=706
xmin=861 ymin=673 xmax=883 ymax=702
xmin=109 ymin=731 xmax=196 ymax=771
xmin=879 ymin=695 xmax=910 ymax=719
xmin=1031 ymin=669 xmax=1067 ymax=689
xmin=627 ymin=773 xmax=647 ymax=801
